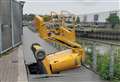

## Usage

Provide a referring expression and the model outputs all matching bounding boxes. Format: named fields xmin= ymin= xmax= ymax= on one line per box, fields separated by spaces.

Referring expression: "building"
xmin=79 ymin=10 xmax=120 ymax=24
xmin=0 ymin=0 xmax=24 ymax=54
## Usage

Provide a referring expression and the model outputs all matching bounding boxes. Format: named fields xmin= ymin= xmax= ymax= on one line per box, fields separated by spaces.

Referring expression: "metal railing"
xmin=77 ymin=37 xmax=120 ymax=80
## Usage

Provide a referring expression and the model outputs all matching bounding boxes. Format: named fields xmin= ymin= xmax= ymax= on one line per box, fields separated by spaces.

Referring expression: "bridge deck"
xmin=23 ymin=26 xmax=109 ymax=82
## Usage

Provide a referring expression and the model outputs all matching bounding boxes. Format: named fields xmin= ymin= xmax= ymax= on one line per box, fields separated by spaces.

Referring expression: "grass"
xmin=0 ymin=47 xmax=17 ymax=58
xmin=112 ymin=79 xmax=120 ymax=82
xmin=0 ymin=52 xmax=9 ymax=58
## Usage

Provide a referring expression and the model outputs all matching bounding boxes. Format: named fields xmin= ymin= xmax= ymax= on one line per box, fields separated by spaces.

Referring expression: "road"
xmin=23 ymin=26 xmax=109 ymax=82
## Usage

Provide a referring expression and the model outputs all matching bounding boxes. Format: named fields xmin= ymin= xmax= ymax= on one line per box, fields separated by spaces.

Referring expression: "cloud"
xmin=22 ymin=0 xmax=119 ymax=15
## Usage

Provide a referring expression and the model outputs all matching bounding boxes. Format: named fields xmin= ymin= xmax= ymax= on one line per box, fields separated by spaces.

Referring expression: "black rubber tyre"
xmin=36 ymin=49 xmax=46 ymax=61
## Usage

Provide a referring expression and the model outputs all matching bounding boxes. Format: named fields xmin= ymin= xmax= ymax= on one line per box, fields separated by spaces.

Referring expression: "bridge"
xmin=0 ymin=26 xmax=119 ymax=82
xmin=23 ymin=26 xmax=111 ymax=82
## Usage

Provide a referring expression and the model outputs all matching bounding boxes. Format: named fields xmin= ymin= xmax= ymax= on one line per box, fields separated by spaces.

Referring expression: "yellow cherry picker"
xmin=31 ymin=11 xmax=85 ymax=74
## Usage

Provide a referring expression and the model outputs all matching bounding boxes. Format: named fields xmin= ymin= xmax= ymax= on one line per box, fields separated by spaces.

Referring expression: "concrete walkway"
xmin=0 ymin=46 xmax=28 ymax=82
xmin=23 ymin=26 xmax=59 ymax=65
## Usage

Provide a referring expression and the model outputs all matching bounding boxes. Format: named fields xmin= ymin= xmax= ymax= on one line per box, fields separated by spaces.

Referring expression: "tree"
xmin=76 ymin=16 xmax=80 ymax=24
xmin=23 ymin=14 xmax=35 ymax=21
xmin=43 ymin=15 xmax=51 ymax=22
xmin=28 ymin=14 xmax=35 ymax=21
xmin=106 ymin=13 xmax=120 ymax=28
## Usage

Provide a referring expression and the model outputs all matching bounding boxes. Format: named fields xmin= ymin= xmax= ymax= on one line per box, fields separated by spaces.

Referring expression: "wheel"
xmin=36 ymin=49 xmax=46 ymax=61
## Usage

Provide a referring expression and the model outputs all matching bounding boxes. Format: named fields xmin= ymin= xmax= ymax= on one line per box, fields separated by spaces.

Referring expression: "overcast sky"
xmin=20 ymin=0 xmax=120 ymax=15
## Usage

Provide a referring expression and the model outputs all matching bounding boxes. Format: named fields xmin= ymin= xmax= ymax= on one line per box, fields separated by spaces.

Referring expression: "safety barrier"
xmin=0 ymin=0 xmax=24 ymax=54
xmin=77 ymin=38 xmax=120 ymax=80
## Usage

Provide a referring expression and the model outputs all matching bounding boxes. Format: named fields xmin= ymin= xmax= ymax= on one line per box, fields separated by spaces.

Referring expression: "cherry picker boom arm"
xmin=33 ymin=16 xmax=80 ymax=48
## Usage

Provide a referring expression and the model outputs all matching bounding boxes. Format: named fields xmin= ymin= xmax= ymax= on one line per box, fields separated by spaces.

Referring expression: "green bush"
xmin=85 ymin=48 xmax=93 ymax=67
xmin=76 ymin=39 xmax=120 ymax=81
xmin=114 ymin=63 xmax=120 ymax=80
xmin=106 ymin=13 xmax=120 ymax=28
xmin=96 ymin=48 xmax=120 ymax=81
xmin=114 ymin=48 xmax=120 ymax=80
xmin=97 ymin=53 xmax=110 ymax=80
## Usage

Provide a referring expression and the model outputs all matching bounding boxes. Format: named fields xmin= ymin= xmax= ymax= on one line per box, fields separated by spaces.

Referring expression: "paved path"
xmin=23 ymin=27 xmax=59 ymax=65
xmin=23 ymin=27 xmax=109 ymax=82
xmin=29 ymin=66 xmax=109 ymax=82
xmin=0 ymin=46 xmax=28 ymax=82
xmin=0 ymin=48 xmax=18 ymax=82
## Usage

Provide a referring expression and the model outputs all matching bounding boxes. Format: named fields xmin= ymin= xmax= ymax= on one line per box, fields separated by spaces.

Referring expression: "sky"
xmin=19 ymin=0 xmax=120 ymax=15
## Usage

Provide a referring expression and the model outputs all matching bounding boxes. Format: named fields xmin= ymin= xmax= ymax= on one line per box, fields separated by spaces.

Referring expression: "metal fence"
xmin=77 ymin=38 xmax=120 ymax=80
xmin=0 ymin=0 xmax=23 ymax=54
xmin=11 ymin=0 xmax=23 ymax=47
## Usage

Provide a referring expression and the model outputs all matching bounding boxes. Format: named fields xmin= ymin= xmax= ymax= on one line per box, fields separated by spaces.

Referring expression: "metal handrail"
xmin=78 ymin=37 xmax=120 ymax=46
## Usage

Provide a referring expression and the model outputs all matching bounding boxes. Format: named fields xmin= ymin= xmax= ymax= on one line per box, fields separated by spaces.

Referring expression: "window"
xmin=109 ymin=11 xmax=117 ymax=16
xmin=94 ymin=14 xmax=99 ymax=22
xmin=110 ymin=13 xmax=117 ymax=16
xmin=83 ymin=15 xmax=87 ymax=22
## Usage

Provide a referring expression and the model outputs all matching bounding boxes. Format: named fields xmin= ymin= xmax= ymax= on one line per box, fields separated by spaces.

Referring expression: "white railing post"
xmin=109 ymin=45 xmax=114 ymax=79
xmin=0 ymin=24 xmax=2 ymax=54
xmin=92 ymin=42 xmax=97 ymax=71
